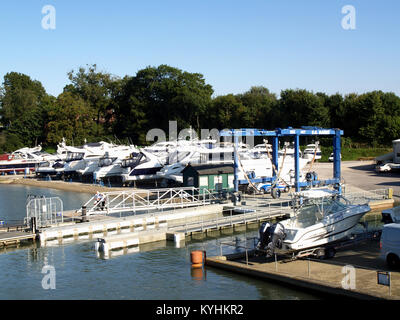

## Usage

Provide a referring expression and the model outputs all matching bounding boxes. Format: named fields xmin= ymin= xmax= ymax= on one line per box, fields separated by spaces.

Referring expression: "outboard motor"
xmin=256 ymin=222 xmax=272 ymax=252
xmin=256 ymin=222 xmax=286 ymax=258
xmin=268 ymin=222 xmax=285 ymax=252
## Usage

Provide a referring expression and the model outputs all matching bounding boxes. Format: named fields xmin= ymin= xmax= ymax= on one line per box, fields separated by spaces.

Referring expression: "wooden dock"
xmin=0 ymin=231 xmax=36 ymax=247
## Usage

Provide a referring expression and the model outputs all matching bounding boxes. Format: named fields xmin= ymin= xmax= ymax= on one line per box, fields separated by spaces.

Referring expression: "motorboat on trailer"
xmin=256 ymin=188 xmax=371 ymax=258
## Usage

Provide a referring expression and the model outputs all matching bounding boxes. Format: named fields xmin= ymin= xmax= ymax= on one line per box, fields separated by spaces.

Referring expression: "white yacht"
xmin=250 ymin=143 xmax=273 ymax=159
xmin=302 ymin=143 xmax=322 ymax=161
xmin=121 ymin=149 xmax=167 ymax=183
xmin=0 ymin=146 xmax=45 ymax=174
xmin=35 ymin=139 xmax=72 ymax=176
xmin=156 ymin=143 xmax=309 ymax=186
xmin=256 ymin=189 xmax=370 ymax=256
xmin=122 ymin=139 xmax=218 ymax=183
xmin=92 ymin=145 xmax=139 ymax=181
xmin=62 ymin=142 xmax=116 ymax=177
xmin=278 ymin=143 xmax=303 ymax=158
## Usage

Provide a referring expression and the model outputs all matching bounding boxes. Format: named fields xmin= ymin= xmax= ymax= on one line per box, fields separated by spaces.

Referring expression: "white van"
xmin=380 ymin=223 xmax=400 ymax=268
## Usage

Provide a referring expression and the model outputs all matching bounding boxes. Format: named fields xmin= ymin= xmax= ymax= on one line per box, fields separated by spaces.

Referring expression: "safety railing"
xmin=78 ymin=187 xmax=219 ymax=216
xmin=169 ymin=206 xmax=290 ymax=234
xmin=343 ymin=188 xmax=391 ymax=204
xmin=26 ymin=196 xmax=64 ymax=228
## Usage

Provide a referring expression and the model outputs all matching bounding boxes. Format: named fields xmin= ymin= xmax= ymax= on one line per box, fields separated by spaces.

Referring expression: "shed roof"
xmin=183 ymin=163 xmax=234 ymax=175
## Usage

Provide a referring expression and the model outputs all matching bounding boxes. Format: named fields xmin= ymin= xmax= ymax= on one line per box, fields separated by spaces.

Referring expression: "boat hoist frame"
xmin=219 ymin=127 xmax=343 ymax=193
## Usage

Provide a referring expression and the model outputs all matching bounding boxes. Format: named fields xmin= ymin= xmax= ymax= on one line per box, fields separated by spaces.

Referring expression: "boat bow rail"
xmin=77 ymin=187 xmax=220 ymax=216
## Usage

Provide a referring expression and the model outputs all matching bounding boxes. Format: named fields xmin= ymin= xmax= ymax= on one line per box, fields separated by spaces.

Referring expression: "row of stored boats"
xmin=0 ymin=138 xmax=322 ymax=186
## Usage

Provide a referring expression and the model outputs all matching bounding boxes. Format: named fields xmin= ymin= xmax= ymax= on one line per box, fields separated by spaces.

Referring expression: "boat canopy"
xmin=296 ymin=188 xmax=338 ymax=199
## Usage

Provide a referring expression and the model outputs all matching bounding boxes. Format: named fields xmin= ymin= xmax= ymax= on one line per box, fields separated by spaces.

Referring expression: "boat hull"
xmin=282 ymin=204 xmax=370 ymax=251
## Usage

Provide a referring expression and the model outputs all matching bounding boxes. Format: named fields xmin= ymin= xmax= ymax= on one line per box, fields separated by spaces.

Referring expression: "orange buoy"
xmin=191 ymin=250 xmax=205 ymax=268
xmin=191 ymin=267 xmax=204 ymax=280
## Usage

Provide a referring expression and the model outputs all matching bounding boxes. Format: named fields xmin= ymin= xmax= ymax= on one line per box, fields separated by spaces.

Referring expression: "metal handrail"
xmin=79 ymin=187 xmax=221 ymax=216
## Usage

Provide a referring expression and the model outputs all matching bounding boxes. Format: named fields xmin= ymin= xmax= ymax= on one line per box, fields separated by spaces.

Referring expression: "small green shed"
xmin=182 ymin=163 xmax=235 ymax=192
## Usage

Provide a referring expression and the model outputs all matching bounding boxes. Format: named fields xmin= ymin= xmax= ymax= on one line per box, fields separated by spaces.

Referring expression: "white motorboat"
xmin=123 ymin=139 xmax=219 ymax=183
xmin=35 ymin=139 xmax=73 ymax=176
xmin=278 ymin=143 xmax=302 ymax=159
xmin=0 ymin=146 xmax=46 ymax=174
xmin=256 ymin=189 xmax=370 ymax=256
xmin=62 ymin=141 xmax=116 ymax=177
xmin=92 ymin=145 xmax=139 ymax=181
xmin=156 ymin=147 xmax=274 ymax=184
xmin=302 ymin=143 xmax=322 ymax=161
xmin=250 ymin=143 xmax=272 ymax=159
xmin=155 ymin=140 xmax=310 ymax=186
xmin=121 ymin=149 xmax=166 ymax=183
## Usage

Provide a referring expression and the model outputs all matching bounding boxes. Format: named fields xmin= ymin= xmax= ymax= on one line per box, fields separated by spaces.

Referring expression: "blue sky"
xmin=0 ymin=0 xmax=399 ymax=97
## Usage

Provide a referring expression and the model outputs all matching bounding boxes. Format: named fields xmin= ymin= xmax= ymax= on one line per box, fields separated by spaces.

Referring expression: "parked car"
xmin=328 ymin=153 xmax=342 ymax=162
xmin=380 ymin=223 xmax=400 ymax=268
xmin=376 ymin=163 xmax=392 ymax=172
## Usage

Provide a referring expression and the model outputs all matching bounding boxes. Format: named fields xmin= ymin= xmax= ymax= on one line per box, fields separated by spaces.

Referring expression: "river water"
xmin=0 ymin=184 xmax=320 ymax=300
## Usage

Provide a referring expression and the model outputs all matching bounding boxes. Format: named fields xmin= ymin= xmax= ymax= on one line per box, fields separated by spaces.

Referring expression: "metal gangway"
xmin=78 ymin=187 xmax=220 ymax=216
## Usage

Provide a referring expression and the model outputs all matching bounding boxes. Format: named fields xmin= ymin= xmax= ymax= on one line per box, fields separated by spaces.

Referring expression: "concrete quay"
xmin=39 ymin=204 xmax=224 ymax=244
xmin=205 ymin=240 xmax=400 ymax=300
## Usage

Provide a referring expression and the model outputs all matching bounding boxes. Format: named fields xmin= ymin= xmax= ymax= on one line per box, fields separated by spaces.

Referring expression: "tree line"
xmin=0 ymin=64 xmax=399 ymax=152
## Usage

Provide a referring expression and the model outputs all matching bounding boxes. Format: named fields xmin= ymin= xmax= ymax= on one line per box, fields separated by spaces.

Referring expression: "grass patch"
xmin=319 ymin=146 xmax=392 ymax=162
xmin=43 ymin=146 xmax=57 ymax=154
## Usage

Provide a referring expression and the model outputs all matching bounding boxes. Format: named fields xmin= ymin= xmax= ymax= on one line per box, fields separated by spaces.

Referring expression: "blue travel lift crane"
xmin=219 ymin=127 xmax=343 ymax=197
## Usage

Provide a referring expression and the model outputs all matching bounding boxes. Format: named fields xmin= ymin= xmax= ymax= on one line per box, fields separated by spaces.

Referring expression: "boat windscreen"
xmin=287 ymin=197 xmax=347 ymax=229
xmin=39 ymin=161 xmax=50 ymax=167
xmin=66 ymin=152 xmax=84 ymax=162
xmin=99 ymin=157 xmax=117 ymax=167
xmin=121 ymin=154 xmax=143 ymax=168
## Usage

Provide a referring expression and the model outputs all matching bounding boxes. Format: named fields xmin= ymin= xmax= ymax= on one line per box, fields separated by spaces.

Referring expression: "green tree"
xmin=113 ymin=65 xmax=213 ymax=143
xmin=237 ymin=86 xmax=278 ymax=129
xmin=208 ymin=94 xmax=247 ymax=129
xmin=45 ymin=92 xmax=95 ymax=145
xmin=66 ymin=64 xmax=120 ymax=136
xmin=279 ymin=89 xmax=330 ymax=128
xmin=0 ymin=72 xmax=46 ymax=127
xmin=0 ymin=72 xmax=48 ymax=149
xmin=355 ymin=91 xmax=385 ymax=143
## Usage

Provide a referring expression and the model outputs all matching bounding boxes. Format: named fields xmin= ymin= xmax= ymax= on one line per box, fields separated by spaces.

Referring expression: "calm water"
xmin=0 ymin=184 xmax=319 ymax=300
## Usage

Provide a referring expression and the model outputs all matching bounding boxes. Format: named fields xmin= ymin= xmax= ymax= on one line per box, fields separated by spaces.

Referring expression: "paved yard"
xmin=312 ymin=161 xmax=400 ymax=200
